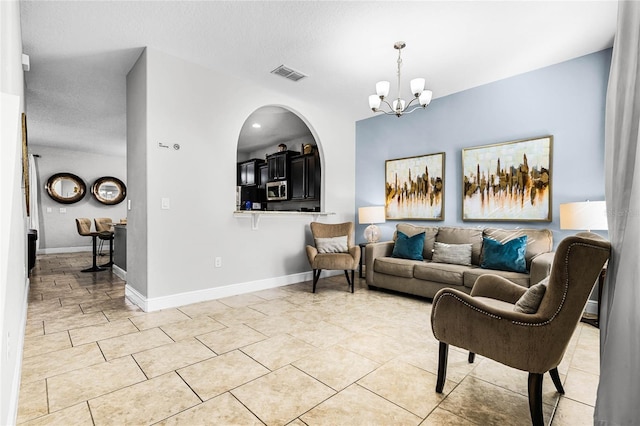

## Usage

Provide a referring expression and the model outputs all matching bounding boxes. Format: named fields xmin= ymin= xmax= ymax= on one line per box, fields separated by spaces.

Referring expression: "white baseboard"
xmin=37 ymin=246 xmax=91 ymax=255
xmin=125 ymin=269 xmax=341 ymax=312
xmin=6 ymin=277 xmax=29 ymax=426
xmin=112 ymin=264 xmax=126 ymax=281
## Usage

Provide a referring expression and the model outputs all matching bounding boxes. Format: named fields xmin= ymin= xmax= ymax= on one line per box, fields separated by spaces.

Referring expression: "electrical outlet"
xmin=215 ymin=257 xmax=222 ymax=268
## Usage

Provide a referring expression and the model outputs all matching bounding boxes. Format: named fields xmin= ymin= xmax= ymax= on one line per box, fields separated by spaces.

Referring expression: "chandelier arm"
xmin=402 ymin=104 xmax=427 ymax=115
xmin=403 ymin=97 xmax=419 ymax=111
xmin=379 ymin=99 xmax=395 ymax=111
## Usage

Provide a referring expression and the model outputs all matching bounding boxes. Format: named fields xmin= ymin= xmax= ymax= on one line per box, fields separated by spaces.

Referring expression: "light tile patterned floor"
xmin=17 ymin=252 xmax=600 ymax=425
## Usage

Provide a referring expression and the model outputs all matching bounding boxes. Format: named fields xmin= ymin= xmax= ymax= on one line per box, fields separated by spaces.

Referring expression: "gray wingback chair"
xmin=306 ymin=222 xmax=361 ymax=293
xmin=431 ymin=232 xmax=610 ymax=426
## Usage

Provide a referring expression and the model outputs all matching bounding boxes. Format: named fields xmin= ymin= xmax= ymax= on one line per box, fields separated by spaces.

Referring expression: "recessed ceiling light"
xmin=252 ymin=123 xmax=261 ymax=129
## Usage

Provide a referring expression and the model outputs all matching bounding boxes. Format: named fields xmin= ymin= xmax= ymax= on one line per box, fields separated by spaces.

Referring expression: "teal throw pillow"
xmin=481 ymin=235 xmax=528 ymax=273
xmin=392 ymin=231 xmax=426 ymax=261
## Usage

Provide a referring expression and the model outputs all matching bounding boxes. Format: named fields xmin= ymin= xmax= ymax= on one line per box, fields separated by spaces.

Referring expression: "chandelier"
xmin=368 ymin=41 xmax=433 ymax=117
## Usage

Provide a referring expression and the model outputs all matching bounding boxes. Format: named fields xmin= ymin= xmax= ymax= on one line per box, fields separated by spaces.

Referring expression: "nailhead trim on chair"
xmin=432 ymin=292 xmax=502 ymax=341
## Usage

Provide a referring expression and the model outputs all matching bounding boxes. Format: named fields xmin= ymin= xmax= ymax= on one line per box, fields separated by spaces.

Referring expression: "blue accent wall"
xmin=355 ymin=49 xmax=612 ymax=246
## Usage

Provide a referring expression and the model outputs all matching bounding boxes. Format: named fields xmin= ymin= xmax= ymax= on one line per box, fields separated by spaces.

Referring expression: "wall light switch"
xmin=59 ymin=208 xmax=66 ymax=214
xmin=161 ymin=198 xmax=170 ymax=210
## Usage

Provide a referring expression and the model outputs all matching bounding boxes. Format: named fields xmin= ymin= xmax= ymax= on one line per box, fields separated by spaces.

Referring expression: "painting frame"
xmin=461 ymin=135 xmax=553 ymax=222
xmin=385 ymin=152 xmax=445 ymax=221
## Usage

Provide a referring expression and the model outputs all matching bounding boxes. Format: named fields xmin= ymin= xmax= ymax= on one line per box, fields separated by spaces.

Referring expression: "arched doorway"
xmin=236 ymin=106 xmax=322 ymax=212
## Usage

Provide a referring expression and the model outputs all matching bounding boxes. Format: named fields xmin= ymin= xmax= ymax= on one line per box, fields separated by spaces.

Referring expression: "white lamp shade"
xmin=358 ymin=206 xmax=386 ymax=224
xmin=376 ymin=81 xmax=390 ymax=98
xmin=419 ymin=90 xmax=433 ymax=106
xmin=559 ymin=201 xmax=608 ymax=231
xmin=369 ymin=94 xmax=381 ymax=110
xmin=392 ymin=99 xmax=406 ymax=112
xmin=410 ymin=78 xmax=425 ymax=97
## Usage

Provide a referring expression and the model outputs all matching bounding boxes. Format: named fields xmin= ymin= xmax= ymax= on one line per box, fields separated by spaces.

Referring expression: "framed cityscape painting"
xmin=462 ymin=135 xmax=553 ymax=222
xmin=385 ymin=152 xmax=445 ymax=220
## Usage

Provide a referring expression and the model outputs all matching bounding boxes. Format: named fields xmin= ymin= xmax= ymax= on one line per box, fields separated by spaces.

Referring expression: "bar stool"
xmin=75 ymin=218 xmax=105 ymax=272
xmin=94 ymin=218 xmax=114 ymax=267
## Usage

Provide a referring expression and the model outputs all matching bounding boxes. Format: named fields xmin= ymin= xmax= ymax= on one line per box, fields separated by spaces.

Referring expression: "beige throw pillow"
xmin=316 ymin=236 xmax=348 ymax=253
xmin=514 ymin=276 xmax=550 ymax=313
xmin=432 ymin=242 xmax=473 ymax=266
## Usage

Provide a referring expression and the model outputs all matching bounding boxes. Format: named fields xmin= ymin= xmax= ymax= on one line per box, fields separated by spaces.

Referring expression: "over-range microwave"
xmin=266 ymin=180 xmax=288 ymax=201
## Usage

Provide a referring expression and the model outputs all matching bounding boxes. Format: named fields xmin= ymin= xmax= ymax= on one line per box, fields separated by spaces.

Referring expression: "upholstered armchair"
xmin=431 ymin=232 xmax=610 ymax=426
xmin=306 ymin=222 xmax=361 ymax=293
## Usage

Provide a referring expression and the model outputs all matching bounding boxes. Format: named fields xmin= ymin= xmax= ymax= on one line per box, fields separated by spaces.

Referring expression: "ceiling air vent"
xmin=271 ymin=65 xmax=307 ymax=82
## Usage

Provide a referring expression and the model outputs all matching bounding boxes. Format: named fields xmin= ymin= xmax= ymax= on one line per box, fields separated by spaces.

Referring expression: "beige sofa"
xmin=365 ymin=224 xmax=555 ymax=299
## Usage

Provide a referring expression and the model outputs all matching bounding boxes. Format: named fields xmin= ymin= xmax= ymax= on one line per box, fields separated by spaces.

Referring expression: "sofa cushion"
xmin=392 ymin=231 xmax=425 ymax=261
xmin=463 ymin=268 xmax=530 ymax=289
xmin=432 ymin=242 xmax=473 ymax=266
xmin=436 ymin=227 xmax=483 ymax=265
xmin=374 ymin=257 xmax=417 ymax=278
xmin=481 ymin=235 xmax=528 ymax=273
xmin=483 ymin=228 xmax=552 ymax=269
xmin=395 ymin=224 xmax=439 ymax=260
xmin=414 ymin=262 xmax=470 ymax=286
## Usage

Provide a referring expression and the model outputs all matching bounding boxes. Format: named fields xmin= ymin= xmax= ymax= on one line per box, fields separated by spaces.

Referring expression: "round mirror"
xmin=91 ymin=176 xmax=126 ymax=205
xmin=45 ymin=172 xmax=86 ymax=204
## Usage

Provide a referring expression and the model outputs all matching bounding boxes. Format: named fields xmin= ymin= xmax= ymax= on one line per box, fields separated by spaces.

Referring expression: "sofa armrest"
xmin=365 ymin=241 xmax=395 ymax=284
xmin=530 ymin=252 xmax=555 ymax=286
xmin=471 ymin=274 xmax=527 ymax=304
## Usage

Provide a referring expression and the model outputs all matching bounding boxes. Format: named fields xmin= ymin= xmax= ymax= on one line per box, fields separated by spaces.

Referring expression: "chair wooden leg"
xmin=343 ymin=270 xmax=351 ymax=290
xmin=344 ymin=270 xmax=355 ymax=293
xmin=436 ymin=342 xmax=448 ymax=393
xmin=549 ymin=367 xmax=565 ymax=394
xmin=468 ymin=352 xmax=475 ymax=363
xmin=350 ymin=269 xmax=354 ymax=293
xmin=528 ymin=372 xmax=544 ymax=426
xmin=312 ymin=269 xmax=321 ymax=293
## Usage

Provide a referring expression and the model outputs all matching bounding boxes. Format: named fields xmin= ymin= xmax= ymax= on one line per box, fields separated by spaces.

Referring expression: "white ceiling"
xmin=20 ymin=1 xmax=618 ymax=157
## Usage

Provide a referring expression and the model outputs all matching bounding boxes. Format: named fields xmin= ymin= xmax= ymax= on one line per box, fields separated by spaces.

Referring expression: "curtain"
xmin=28 ymin=153 xmax=40 ymax=251
xmin=595 ymin=1 xmax=640 ymax=424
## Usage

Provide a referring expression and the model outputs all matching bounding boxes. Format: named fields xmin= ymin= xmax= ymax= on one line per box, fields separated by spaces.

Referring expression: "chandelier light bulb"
xmin=410 ymin=78 xmax=425 ymax=97
xmin=369 ymin=94 xmax=382 ymax=110
xmin=368 ymin=42 xmax=432 ymax=117
xmin=419 ymin=90 xmax=433 ymax=107
xmin=376 ymin=81 xmax=390 ymax=98
xmin=393 ymin=99 xmax=406 ymax=113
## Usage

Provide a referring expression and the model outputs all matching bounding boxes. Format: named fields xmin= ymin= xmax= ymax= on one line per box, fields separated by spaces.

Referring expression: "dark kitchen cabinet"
xmin=291 ymin=152 xmax=320 ymax=200
xmin=267 ymin=151 xmax=299 ymax=181
xmin=259 ymin=163 xmax=269 ymax=188
xmin=237 ymin=159 xmax=264 ymax=186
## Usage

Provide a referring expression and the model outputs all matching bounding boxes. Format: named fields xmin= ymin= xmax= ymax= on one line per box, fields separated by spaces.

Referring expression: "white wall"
xmin=30 ymin=145 xmax=126 ymax=251
xmin=0 ymin=1 xmax=28 ymax=424
xmin=126 ymin=48 xmax=356 ymax=306
xmin=126 ymin=49 xmax=148 ymax=298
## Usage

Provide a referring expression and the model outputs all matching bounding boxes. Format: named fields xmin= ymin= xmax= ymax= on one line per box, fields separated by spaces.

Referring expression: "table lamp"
xmin=559 ymin=200 xmax=608 ymax=232
xmin=358 ymin=206 xmax=386 ymax=243
xmin=559 ymin=200 xmax=608 ymax=328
